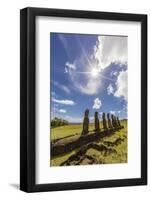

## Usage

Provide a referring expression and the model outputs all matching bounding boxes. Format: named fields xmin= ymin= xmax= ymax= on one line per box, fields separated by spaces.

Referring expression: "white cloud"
xmin=65 ymin=62 xmax=76 ymax=73
xmin=110 ymin=110 xmax=122 ymax=115
xmin=67 ymin=59 xmax=102 ymax=95
xmin=113 ymin=71 xmax=118 ymax=76
xmin=99 ymin=112 xmax=103 ymax=116
xmin=111 ymin=71 xmax=118 ymax=77
xmin=65 ymin=36 xmax=127 ymax=96
xmin=53 ymin=81 xmax=70 ymax=94
xmin=61 ymin=85 xmax=70 ymax=94
xmin=93 ymin=98 xmax=102 ymax=109
xmin=65 ymin=62 xmax=76 ymax=70
xmin=89 ymin=116 xmax=94 ymax=122
xmin=107 ymin=83 xmax=114 ymax=95
xmin=64 ymin=115 xmax=83 ymax=123
xmin=110 ymin=110 xmax=115 ymax=115
xmin=64 ymin=67 xmax=68 ymax=73
xmin=59 ymin=109 xmax=67 ymax=113
xmin=93 ymin=36 xmax=127 ymax=69
xmin=76 ymin=78 xmax=101 ymax=95
xmin=64 ymin=38 xmax=103 ymax=95
xmin=52 ymin=98 xmax=75 ymax=105
xmin=51 ymin=91 xmax=57 ymax=97
xmin=114 ymin=70 xmax=127 ymax=101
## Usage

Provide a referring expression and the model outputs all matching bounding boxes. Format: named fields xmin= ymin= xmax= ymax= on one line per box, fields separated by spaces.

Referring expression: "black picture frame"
xmin=20 ymin=7 xmax=147 ymax=192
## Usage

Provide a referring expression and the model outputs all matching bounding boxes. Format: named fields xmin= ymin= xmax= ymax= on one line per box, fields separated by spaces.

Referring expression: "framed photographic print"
xmin=20 ymin=7 xmax=147 ymax=192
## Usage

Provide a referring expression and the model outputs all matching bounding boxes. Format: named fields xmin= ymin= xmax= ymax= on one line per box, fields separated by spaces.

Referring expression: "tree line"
xmin=51 ymin=117 xmax=69 ymax=128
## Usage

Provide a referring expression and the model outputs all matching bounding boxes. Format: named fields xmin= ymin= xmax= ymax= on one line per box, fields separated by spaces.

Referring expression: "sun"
xmin=91 ymin=68 xmax=99 ymax=78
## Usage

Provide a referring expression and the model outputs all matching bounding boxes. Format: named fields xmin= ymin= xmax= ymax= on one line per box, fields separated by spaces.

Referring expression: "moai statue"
xmin=82 ymin=109 xmax=89 ymax=135
xmin=102 ymin=112 xmax=107 ymax=130
xmin=111 ymin=114 xmax=116 ymax=128
xmin=94 ymin=111 xmax=100 ymax=132
xmin=117 ymin=116 xmax=121 ymax=127
xmin=107 ymin=113 xmax=112 ymax=129
xmin=115 ymin=115 xmax=119 ymax=128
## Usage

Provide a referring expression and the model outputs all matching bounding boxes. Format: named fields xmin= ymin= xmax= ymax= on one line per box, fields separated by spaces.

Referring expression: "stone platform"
xmin=51 ymin=126 xmax=124 ymax=157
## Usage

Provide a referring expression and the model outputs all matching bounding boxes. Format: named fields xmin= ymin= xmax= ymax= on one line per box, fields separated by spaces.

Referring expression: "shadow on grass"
xmin=51 ymin=126 xmax=124 ymax=158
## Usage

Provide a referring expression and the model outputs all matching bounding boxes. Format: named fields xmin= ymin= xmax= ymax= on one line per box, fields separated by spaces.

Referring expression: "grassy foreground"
xmin=50 ymin=120 xmax=127 ymax=166
xmin=51 ymin=123 xmax=100 ymax=141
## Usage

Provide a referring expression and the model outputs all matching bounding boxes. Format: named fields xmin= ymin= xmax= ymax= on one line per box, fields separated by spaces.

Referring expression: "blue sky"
xmin=50 ymin=33 xmax=128 ymax=123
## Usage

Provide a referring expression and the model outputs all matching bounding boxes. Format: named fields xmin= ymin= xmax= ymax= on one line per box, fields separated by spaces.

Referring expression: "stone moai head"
xmin=94 ymin=111 xmax=100 ymax=132
xmin=107 ymin=113 xmax=112 ymax=129
xmin=102 ymin=112 xmax=105 ymax=119
xmin=102 ymin=112 xmax=107 ymax=130
xmin=95 ymin=111 xmax=98 ymax=118
xmin=82 ymin=109 xmax=89 ymax=135
xmin=111 ymin=114 xmax=115 ymax=127
xmin=117 ymin=116 xmax=120 ymax=126
xmin=85 ymin=109 xmax=89 ymax=117
xmin=114 ymin=115 xmax=118 ymax=127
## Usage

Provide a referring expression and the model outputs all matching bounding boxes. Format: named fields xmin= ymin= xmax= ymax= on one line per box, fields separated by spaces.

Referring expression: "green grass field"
xmin=51 ymin=123 xmax=100 ymax=141
xmin=50 ymin=120 xmax=127 ymax=166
